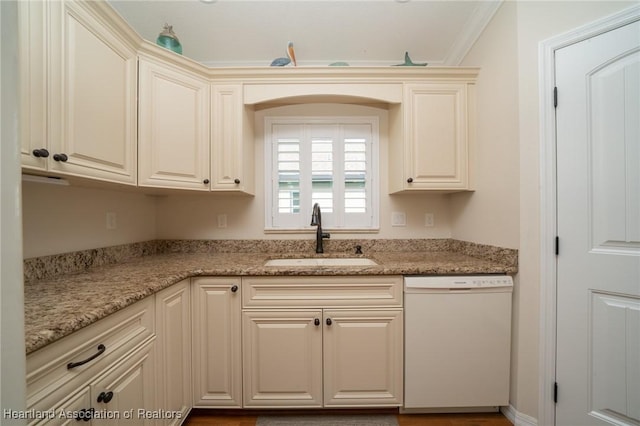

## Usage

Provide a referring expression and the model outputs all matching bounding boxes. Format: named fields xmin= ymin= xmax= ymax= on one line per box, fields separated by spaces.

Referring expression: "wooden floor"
xmin=183 ymin=409 xmax=513 ymax=426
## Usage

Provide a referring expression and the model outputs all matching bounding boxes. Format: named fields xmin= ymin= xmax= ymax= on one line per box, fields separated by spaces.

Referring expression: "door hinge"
xmin=554 ymin=382 xmax=558 ymax=403
xmin=554 ymin=87 xmax=558 ymax=108
xmin=555 ymin=236 xmax=559 ymax=255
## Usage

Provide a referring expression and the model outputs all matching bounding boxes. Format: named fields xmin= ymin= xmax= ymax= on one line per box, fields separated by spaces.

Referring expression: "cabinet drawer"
xmin=242 ymin=276 xmax=403 ymax=308
xmin=26 ymin=297 xmax=155 ymax=414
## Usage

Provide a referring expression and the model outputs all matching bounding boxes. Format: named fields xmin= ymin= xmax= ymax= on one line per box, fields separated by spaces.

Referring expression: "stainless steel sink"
xmin=264 ymin=258 xmax=377 ymax=267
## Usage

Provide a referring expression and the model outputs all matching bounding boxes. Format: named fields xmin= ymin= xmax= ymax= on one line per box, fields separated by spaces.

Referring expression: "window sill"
xmin=264 ymin=228 xmax=380 ymax=235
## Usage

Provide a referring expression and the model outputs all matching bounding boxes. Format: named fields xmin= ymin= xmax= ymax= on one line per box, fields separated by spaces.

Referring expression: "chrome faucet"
xmin=310 ymin=203 xmax=330 ymax=253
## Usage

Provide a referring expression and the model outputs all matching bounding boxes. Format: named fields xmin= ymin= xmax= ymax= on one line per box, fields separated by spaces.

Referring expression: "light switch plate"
xmin=217 ymin=214 xmax=227 ymax=228
xmin=106 ymin=212 xmax=117 ymax=230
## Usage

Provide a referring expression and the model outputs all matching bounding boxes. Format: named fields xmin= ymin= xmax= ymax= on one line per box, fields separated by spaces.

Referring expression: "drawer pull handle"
xmin=97 ymin=391 xmax=114 ymax=404
xmin=67 ymin=344 xmax=106 ymax=369
xmin=314 ymin=318 xmax=320 ymax=326
xmin=231 ymin=285 xmax=239 ymax=293
xmin=326 ymin=318 xmax=332 ymax=326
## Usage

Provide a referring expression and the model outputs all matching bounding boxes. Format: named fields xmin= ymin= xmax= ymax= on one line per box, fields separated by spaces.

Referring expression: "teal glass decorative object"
xmin=156 ymin=24 xmax=182 ymax=55
xmin=393 ymin=52 xmax=427 ymax=67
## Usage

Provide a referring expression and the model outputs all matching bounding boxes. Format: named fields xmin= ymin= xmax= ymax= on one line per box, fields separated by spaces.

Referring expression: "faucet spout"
xmin=310 ymin=203 xmax=330 ymax=253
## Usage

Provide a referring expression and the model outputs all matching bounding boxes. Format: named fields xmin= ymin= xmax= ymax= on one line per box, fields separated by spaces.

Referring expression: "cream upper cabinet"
xmin=211 ymin=84 xmax=255 ymax=194
xmin=138 ymin=56 xmax=211 ymax=190
xmin=155 ymin=279 xmax=191 ymax=424
xmin=389 ymin=82 xmax=475 ymax=193
xmin=19 ymin=0 xmax=48 ymax=171
xmin=20 ymin=0 xmax=138 ymax=185
xmin=191 ymin=277 xmax=243 ymax=407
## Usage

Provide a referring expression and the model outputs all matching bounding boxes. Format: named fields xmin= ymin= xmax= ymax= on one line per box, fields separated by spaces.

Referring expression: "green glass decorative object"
xmin=156 ymin=23 xmax=182 ymax=55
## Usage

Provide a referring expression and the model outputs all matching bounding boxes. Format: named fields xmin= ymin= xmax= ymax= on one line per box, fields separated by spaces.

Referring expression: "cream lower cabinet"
xmin=26 ymin=297 xmax=156 ymax=425
xmin=242 ymin=310 xmax=324 ymax=407
xmin=90 ymin=341 xmax=157 ymax=425
xmin=155 ymin=279 xmax=192 ymax=424
xmin=322 ymin=309 xmax=403 ymax=407
xmin=241 ymin=276 xmax=404 ymax=408
xmin=191 ymin=277 xmax=243 ymax=407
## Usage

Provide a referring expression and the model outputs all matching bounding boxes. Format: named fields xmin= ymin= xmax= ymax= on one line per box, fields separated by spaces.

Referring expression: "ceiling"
xmin=107 ymin=0 xmax=502 ymax=67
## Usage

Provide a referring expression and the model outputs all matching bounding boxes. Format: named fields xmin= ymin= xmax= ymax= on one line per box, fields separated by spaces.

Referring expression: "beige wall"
xmin=451 ymin=2 xmax=520 ymax=251
xmin=453 ymin=0 xmax=637 ymax=420
xmin=453 ymin=0 xmax=523 ymax=413
xmin=22 ymin=182 xmax=157 ymax=258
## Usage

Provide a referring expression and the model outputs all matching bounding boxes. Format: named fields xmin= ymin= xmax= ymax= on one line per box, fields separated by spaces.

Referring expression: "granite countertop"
xmin=24 ymin=240 xmax=518 ymax=355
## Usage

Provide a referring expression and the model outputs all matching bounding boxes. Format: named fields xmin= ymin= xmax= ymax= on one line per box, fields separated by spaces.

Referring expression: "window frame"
xmin=264 ymin=116 xmax=380 ymax=233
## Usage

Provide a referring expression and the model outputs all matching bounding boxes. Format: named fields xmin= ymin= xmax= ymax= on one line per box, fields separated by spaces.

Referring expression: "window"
xmin=265 ymin=116 xmax=379 ymax=231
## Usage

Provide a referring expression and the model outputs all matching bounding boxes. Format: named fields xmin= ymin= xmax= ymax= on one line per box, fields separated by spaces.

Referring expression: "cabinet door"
xmin=138 ymin=57 xmax=210 ymax=190
xmin=396 ymin=83 xmax=471 ymax=192
xmin=211 ymin=84 xmax=254 ymax=194
xmin=48 ymin=0 xmax=137 ymax=185
xmin=191 ymin=277 xmax=242 ymax=407
xmin=155 ymin=280 xmax=191 ymax=424
xmin=91 ymin=341 xmax=156 ymax=425
xmin=242 ymin=310 xmax=323 ymax=408
xmin=30 ymin=388 xmax=92 ymax=426
xmin=18 ymin=0 xmax=48 ymax=170
xmin=323 ymin=309 xmax=403 ymax=407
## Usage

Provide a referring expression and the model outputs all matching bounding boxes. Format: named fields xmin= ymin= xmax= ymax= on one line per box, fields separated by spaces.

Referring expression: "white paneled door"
xmin=556 ymin=19 xmax=640 ymax=426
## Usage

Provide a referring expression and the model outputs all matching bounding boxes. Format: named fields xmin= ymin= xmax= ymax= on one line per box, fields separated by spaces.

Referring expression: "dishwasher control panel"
xmin=404 ymin=275 xmax=513 ymax=289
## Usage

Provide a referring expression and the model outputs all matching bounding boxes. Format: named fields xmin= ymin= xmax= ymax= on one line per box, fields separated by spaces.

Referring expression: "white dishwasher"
xmin=403 ymin=275 xmax=513 ymax=412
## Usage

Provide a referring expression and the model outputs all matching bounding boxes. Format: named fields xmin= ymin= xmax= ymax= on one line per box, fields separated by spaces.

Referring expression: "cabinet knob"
xmin=97 ymin=391 xmax=113 ymax=404
xmin=231 ymin=284 xmax=238 ymax=293
xmin=53 ymin=153 xmax=68 ymax=162
xmin=203 ymin=179 xmax=210 ymax=184
xmin=314 ymin=318 xmax=320 ymax=326
xmin=32 ymin=148 xmax=50 ymax=158
xmin=234 ymin=178 xmax=240 ymax=184
xmin=75 ymin=408 xmax=94 ymax=422
xmin=326 ymin=318 xmax=332 ymax=326
xmin=407 ymin=177 xmax=414 ymax=183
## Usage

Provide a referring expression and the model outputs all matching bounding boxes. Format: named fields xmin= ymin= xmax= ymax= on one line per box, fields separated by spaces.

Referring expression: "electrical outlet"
xmin=217 ymin=214 xmax=227 ymax=228
xmin=391 ymin=212 xmax=406 ymax=227
xmin=424 ymin=213 xmax=435 ymax=227
xmin=106 ymin=212 xmax=117 ymax=230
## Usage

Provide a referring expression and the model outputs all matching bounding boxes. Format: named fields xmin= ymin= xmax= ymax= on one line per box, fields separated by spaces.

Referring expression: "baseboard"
xmin=400 ymin=407 xmax=499 ymax=414
xmin=501 ymin=405 xmax=538 ymax=426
